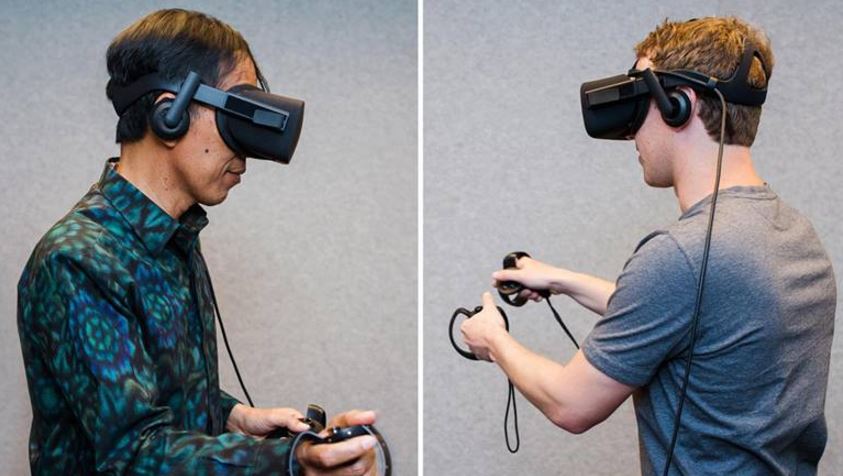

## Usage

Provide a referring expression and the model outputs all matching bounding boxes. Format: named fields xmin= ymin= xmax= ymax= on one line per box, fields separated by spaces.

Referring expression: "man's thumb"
xmin=492 ymin=268 xmax=521 ymax=283
xmin=481 ymin=291 xmax=496 ymax=308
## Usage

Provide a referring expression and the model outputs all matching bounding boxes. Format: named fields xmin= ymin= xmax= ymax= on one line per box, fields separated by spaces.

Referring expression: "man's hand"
xmin=494 ymin=256 xmax=617 ymax=316
xmin=492 ymin=255 xmax=569 ymax=302
xmin=460 ymin=292 xmax=508 ymax=361
xmin=296 ymin=409 xmax=379 ymax=476
xmin=226 ymin=404 xmax=311 ymax=437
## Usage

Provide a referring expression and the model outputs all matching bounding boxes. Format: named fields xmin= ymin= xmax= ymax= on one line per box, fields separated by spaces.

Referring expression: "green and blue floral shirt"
xmin=18 ymin=158 xmax=293 ymax=474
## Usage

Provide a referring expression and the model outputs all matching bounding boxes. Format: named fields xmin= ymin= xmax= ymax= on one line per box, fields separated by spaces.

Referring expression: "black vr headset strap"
xmin=624 ymin=41 xmax=768 ymax=109
xmin=709 ymin=42 xmax=768 ymax=106
xmin=110 ymin=74 xmax=181 ymax=115
xmin=652 ymin=42 xmax=768 ymax=107
xmin=110 ymin=72 xmax=290 ymax=132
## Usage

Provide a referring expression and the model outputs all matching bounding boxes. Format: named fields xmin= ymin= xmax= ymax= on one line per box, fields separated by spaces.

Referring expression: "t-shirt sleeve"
xmin=582 ymin=232 xmax=697 ymax=387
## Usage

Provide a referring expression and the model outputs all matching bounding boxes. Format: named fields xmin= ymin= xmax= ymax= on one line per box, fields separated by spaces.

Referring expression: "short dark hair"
xmin=105 ymin=9 xmax=269 ymax=143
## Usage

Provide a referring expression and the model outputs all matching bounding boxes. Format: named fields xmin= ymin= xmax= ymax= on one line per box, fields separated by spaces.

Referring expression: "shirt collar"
xmin=98 ymin=157 xmax=209 ymax=256
xmin=680 ymin=183 xmax=776 ymax=220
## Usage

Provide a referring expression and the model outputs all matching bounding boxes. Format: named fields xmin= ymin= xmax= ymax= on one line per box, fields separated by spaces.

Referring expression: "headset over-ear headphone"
xmin=149 ymin=99 xmax=190 ymax=140
xmin=147 ymin=71 xmax=202 ymax=141
xmin=650 ymin=79 xmax=693 ymax=128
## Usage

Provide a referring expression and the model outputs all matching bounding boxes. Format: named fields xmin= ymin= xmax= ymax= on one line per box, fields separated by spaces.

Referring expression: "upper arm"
xmin=560 ymin=233 xmax=696 ymax=431
xmin=582 ymin=233 xmax=696 ymax=387
xmin=555 ymin=350 xmax=635 ymax=433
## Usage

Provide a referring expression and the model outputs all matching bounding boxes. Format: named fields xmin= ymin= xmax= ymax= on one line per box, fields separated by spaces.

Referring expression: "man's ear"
xmin=148 ymin=92 xmax=179 ymax=149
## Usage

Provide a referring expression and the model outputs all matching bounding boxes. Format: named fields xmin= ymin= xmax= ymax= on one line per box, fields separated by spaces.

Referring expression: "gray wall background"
xmin=425 ymin=1 xmax=842 ymax=475
xmin=0 ymin=0 xmax=417 ymax=474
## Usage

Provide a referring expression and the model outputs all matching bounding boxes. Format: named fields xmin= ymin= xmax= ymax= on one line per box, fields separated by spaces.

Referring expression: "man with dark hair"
xmin=17 ymin=9 xmax=377 ymax=475
xmin=460 ymin=16 xmax=835 ymax=474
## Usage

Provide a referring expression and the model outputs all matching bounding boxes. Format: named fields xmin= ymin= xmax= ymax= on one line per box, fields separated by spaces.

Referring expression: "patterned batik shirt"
xmin=18 ymin=158 xmax=295 ymax=475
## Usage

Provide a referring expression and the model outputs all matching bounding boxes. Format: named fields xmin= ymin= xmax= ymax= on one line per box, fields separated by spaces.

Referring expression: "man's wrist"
xmin=487 ymin=324 xmax=513 ymax=363
xmin=548 ymin=267 xmax=576 ymax=294
xmin=226 ymin=403 xmax=249 ymax=433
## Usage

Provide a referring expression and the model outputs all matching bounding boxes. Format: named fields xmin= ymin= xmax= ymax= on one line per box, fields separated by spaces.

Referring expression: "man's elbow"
xmin=547 ymin=406 xmax=598 ymax=435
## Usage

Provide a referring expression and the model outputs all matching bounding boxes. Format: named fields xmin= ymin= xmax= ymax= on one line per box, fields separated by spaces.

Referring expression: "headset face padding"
xmin=149 ymin=99 xmax=191 ymax=141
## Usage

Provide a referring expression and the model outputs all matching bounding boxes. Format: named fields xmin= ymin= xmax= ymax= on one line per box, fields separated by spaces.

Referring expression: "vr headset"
xmin=110 ymin=70 xmax=304 ymax=164
xmin=580 ymin=42 xmax=769 ymax=140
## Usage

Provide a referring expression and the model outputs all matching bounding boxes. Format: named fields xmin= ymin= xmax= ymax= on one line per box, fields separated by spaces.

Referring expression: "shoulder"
xmin=19 ymin=192 xmax=131 ymax=294
xmin=623 ymin=229 xmax=695 ymax=283
xmin=608 ymin=229 xmax=697 ymax=308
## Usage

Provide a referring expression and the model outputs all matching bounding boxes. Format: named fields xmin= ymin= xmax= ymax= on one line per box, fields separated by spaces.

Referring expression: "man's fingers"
xmin=329 ymin=409 xmax=376 ymax=428
xmin=301 ymin=435 xmax=378 ymax=469
xmin=289 ymin=419 xmax=310 ymax=432
xmin=272 ymin=408 xmax=309 ymax=432
xmin=518 ymin=289 xmax=542 ymax=302
xmin=515 ymin=256 xmax=532 ymax=268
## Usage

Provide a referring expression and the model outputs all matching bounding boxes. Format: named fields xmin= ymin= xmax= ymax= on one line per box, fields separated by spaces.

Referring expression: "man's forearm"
xmin=550 ymin=269 xmax=616 ymax=316
xmin=487 ymin=329 xmax=628 ymax=434
xmin=487 ymin=329 xmax=582 ymax=432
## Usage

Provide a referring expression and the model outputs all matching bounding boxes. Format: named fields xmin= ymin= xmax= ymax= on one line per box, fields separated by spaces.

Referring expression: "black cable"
xmin=505 ymin=296 xmax=579 ymax=453
xmin=661 ymin=90 xmax=727 ymax=475
xmin=546 ymin=298 xmax=579 ymax=350
xmin=201 ymin=259 xmax=255 ymax=408
xmin=504 ymin=380 xmax=520 ymax=453
xmin=287 ymin=430 xmax=323 ymax=476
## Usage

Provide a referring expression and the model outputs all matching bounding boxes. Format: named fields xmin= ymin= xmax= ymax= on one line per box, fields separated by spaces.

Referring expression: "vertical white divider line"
xmin=417 ymin=0 xmax=425 ymax=474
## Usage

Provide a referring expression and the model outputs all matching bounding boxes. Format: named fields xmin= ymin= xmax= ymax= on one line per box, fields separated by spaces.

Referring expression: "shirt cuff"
xmin=251 ymin=436 xmax=295 ymax=475
xmin=220 ymin=389 xmax=243 ymax=432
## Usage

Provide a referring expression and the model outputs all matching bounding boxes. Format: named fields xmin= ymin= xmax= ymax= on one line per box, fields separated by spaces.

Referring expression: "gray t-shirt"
xmin=583 ymin=185 xmax=836 ymax=475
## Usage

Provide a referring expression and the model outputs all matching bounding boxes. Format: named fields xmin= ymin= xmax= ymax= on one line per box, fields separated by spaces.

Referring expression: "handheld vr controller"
xmin=449 ymin=252 xmax=580 ymax=454
xmin=265 ymin=404 xmax=392 ymax=476
xmin=497 ymin=252 xmax=580 ymax=349
xmin=264 ymin=404 xmax=328 ymax=439
xmin=449 ymin=304 xmax=519 ymax=453
xmin=496 ymin=251 xmax=551 ymax=306
xmin=449 ymin=305 xmax=509 ymax=361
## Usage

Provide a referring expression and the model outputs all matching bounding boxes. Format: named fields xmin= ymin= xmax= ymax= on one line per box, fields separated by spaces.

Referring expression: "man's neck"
xmin=672 ymin=142 xmax=765 ymax=213
xmin=116 ymin=140 xmax=195 ymax=219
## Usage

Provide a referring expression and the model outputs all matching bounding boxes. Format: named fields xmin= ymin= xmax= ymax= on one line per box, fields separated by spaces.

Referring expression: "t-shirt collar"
xmin=680 ymin=183 xmax=776 ymax=220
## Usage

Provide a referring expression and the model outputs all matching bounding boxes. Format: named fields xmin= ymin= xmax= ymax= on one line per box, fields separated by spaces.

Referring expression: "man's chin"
xmin=198 ymin=190 xmax=230 ymax=207
xmin=642 ymin=172 xmax=672 ymax=188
